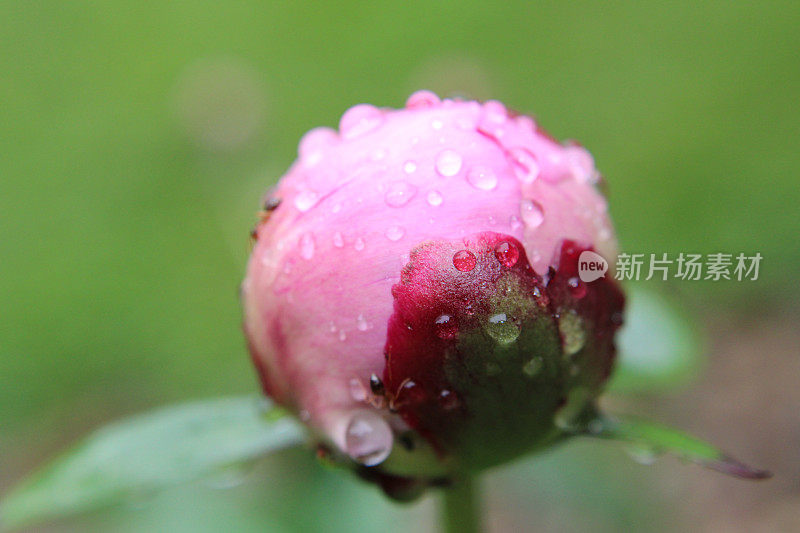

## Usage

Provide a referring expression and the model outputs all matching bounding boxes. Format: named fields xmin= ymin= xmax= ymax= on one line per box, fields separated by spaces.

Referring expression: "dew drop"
xmin=405 ymin=90 xmax=441 ymax=109
xmin=438 ymin=389 xmax=459 ymax=410
xmin=294 ymin=190 xmax=319 ymax=212
xmin=344 ymin=410 xmax=393 ymax=466
xmin=485 ymin=313 xmax=521 ymax=344
xmin=510 ymin=147 xmax=540 ymax=183
xmin=625 ymin=444 xmax=662 ymax=466
xmin=520 ymin=199 xmax=544 ymax=228
xmin=299 ymin=233 xmax=315 ymax=260
xmin=427 ymin=190 xmax=443 ymax=206
xmin=435 ymin=149 xmax=463 ymax=177
xmin=332 ymin=231 xmax=344 ymax=248
xmin=357 ymin=314 xmax=369 ymax=331
xmin=385 ymin=226 xmax=405 ymax=241
xmin=466 ymin=165 xmax=498 ymax=191
xmin=559 ymin=310 xmax=586 ymax=356
xmin=384 ymin=182 xmax=417 ymax=207
xmin=434 ymin=314 xmax=458 ymax=340
xmin=403 ymin=160 xmax=418 ymax=174
xmin=339 ymin=104 xmax=383 ymax=140
xmin=354 ymin=237 xmax=365 ymax=251
xmin=452 ymin=250 xmax=477 ymax=272
xmin=509 ymin=214 xmax=523 ymax=231
xmin=494 ymin=241 xmax=520 ymax=267
xmin=523 ymin=356 xmax=543 ymax=377
xmin=567 ymin=277 xmax=587 ymax=299
xmin=349 ymin=378 xmax=367 ymax=402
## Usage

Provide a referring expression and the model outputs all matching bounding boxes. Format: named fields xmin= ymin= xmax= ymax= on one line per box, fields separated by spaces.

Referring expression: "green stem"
xmin=440 ymin=474 xmax=482 ymax=533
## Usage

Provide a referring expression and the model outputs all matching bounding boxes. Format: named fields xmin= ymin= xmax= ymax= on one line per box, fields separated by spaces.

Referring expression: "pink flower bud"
xmin=242 ymin=91 xmax=624 ymax=494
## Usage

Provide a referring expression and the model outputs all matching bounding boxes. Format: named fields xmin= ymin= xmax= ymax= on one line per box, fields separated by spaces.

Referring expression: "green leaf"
xmin=609 ymin=287 xmax=704 ymax=393
xmin=0 ymin=396 xmax=305 ymax=530
xmin=585 ymin=414 xmax=770 ymax=479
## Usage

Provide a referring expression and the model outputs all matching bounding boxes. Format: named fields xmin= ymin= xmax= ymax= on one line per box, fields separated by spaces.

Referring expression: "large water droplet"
xmin=427 ymin=190 xmax=443 ymax=206
xmin=559 ymin=310 xmax=586 ymax=356
xmin=520 ymin=199 xmax=544 ymax=228
xmin=434 ymin=314 xmax=458 ymax=340
xmin=344 ymin=410 xmax=393 ymax=466
xmin=339 ymin=104 xmax=383 ymax=140
xmin=494 ymin=241 xmax=520 ymax=267
xmin=354 ymin=237 xmax=366 ymax=251
xmin=485 ymin=313 xmax=521 ymax=344
xmin=294 ymin=190 xmax=319 ymax=212
xmin=466 ymin=165 xmax=498 ymax=191
xmin=300 ymin=233 xmax=315 ymax=260
xmin=405 ymin=90 xmax=441 ymax=109
xmin=510 ymin=147 xmax=540 ymax=183
xmin=333 ymin=231 xmax=344 ymax=248
xmin=452 ymin=250 xmax=476 ymax=272
xmin=435 ymin=149 xmax=463 ymax=177
xmin=385 ymin=226 xmax=405 ymax=241
xmin=384 ymin=182 xmax=417 ymax=207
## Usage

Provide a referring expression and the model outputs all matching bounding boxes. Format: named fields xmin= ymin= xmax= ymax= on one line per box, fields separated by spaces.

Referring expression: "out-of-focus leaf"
xmin=586 ymin=415 xmax=770 ymax=479
xmin=0 ymin=396 xmax=305 ymax=531
xmin=609 ymin=287 xmax=704 ymax=393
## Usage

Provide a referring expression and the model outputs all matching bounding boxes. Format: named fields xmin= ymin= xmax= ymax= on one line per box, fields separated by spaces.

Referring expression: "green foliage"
xmin=0 ymin=397 xmax=304 ymax=531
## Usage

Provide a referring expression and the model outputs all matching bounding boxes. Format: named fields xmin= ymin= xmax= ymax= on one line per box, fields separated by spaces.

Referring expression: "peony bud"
xmin=242 ymin=91 xmax=623 ymax=497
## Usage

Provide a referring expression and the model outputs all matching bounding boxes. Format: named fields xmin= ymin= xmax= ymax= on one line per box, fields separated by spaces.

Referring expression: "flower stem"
xmin=440 ymin=474 xmax=482 ymax=533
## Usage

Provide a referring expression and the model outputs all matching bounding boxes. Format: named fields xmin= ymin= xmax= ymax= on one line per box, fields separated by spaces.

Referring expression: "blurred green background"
xmin=1 ymin=2 xmax=798 ymax=532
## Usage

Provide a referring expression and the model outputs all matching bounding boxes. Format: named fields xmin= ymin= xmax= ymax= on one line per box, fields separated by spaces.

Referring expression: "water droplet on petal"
xmin=385 ymin=226 xmax=405 ymax=241
xmin=435 ymin=149 xmax=463 ymax=177
xmin=452 ymin=250 xmax=476 ymax=271
xmin=349 ymin=378 xmax=367 ymax=402
xmin=520 ymin=199 xmax=544 ymax=228
xmin=523 ymin=356 xmax=543 ymax=377
xmin=333 ymin=232 xmax=344 ymax=248
xmin=510 ymin=147 xmax=540 ymax=183
xmin=559 ymin=310 xmax=586 ymax=356
xmin=485 ymin=312 xmax=521 ymax=344
xmin=494 ymin=241 xmax=520 ymax=267
xmin=466 ymin=165 xmax=498 ymax=190
xmin=339 ymin=104 xmax=383 ymax=140
xmin=403 ymin=160 xmax=417 ymax=174
xmin=300 ymin=233 xmax=315 ymax=260
xmin=354 ymin=237 xmax=366 ymax=251
xmin=434 ymin=314 xmax=458 ymax=340
xmin=477 ymin=100 xmax=508 ymax=139
xmin=344 ymin=409 xmax=393 ymax=466
xmin=427 ymin=190 xmax=443 ymax=206
xmin=625 ymin=444 xmax=662 ymax=466
xmin=405 ymin=90 xmax=441 ymax=109
xmin=567 ymin=277 xmax=587 ymax=299
xmin=384 ymin=182 xmax=417 ymax=207
xmin=299 ymin=127 xmax=338 ymax=160
xmin=357 ymin=314 xmax=369 ymax=331
xmin=294 ymin=190 xmax=319 ymax=212
xmin=509 ymin=214 xmax=523 ymax=231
